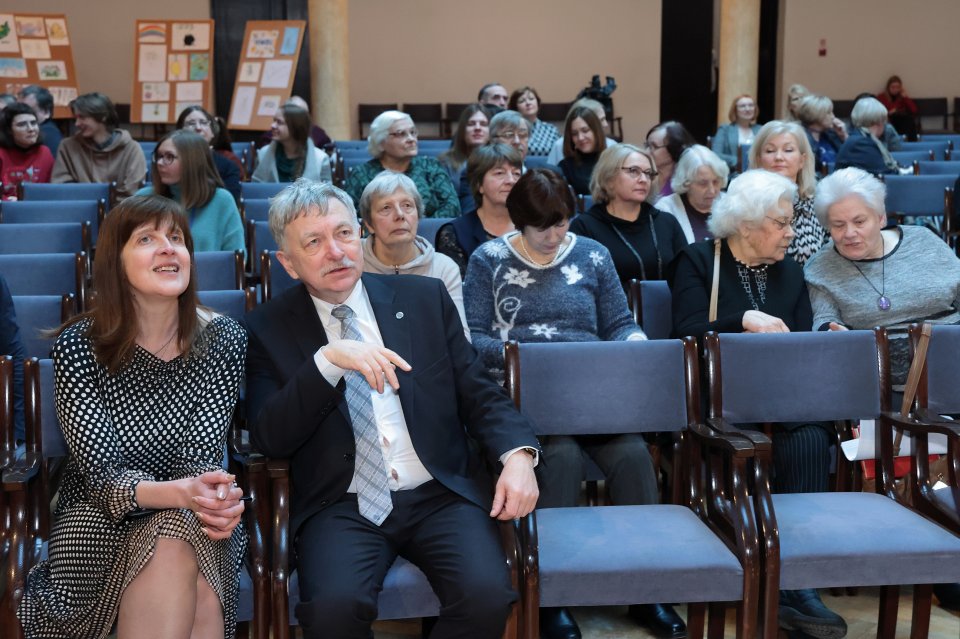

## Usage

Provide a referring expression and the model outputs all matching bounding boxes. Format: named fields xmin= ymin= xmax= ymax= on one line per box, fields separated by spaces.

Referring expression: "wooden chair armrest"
xmin=266 ymin=458 xmax=291 ymax=639
xmin=238 ymin=454 xmax=270 ymax=639
xmin=517 ymin=512 xmax=538 ymax=639
xmin=2 ymin=451 xmax=41 ymax=488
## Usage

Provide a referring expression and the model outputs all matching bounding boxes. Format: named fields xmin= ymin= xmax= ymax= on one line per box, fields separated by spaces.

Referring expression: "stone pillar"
xmin=307 ymin=0 xmax=350 ymax=140
xmin=717 ymin=0 xmax=760 ymax=126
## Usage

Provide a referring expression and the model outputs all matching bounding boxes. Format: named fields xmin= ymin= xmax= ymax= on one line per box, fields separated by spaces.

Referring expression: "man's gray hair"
xmin=488 ymin=110 xmax=530 ymax=139
xmin=358 ymin=171 xmax=424 ymax=226
xmin=268 ymin=178 xmax=358 ymax=249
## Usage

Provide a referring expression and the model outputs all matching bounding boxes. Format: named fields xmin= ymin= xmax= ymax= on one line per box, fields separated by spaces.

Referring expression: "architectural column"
xmin=307 ymin=0 xmax=350 ymax=140
xmin=717 ymin=0 xmax=761 ymax=126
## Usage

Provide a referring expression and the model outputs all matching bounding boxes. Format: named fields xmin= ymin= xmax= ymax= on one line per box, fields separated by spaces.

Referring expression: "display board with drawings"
xmin=227 ymin=20 xmax=305 ymax=131
xmin=0 ymin=13 xmax=79 ymax=119
xmin=131 ymin=19 xmax=215 ymax=124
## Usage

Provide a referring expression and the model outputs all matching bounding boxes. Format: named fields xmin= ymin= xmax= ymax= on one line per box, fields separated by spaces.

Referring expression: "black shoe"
xmin=934 ymin=582 xmax=960 ymax=611
xmin=539 ymin=607 xmax=581 ymax=639
xmin=778 ymin=589 xmax=847 ymax=639
xmin=628 ymin=603 xmax=687 ymax=638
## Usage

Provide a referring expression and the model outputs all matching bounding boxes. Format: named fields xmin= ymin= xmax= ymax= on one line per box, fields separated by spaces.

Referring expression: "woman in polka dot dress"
xmin=17 ymin=194 xmax=248 ymax=639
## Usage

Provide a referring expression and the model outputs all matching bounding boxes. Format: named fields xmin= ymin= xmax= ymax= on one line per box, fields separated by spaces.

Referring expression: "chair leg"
xmin=706 ymin=602 xmax=725 ymax=639
xmin=877 ymin=585 xmax=900 ymax=639
xmin=910 ymin=584 xmax=932 ymax=639
xmin=686 ymin=602 xmax=706 ymax=639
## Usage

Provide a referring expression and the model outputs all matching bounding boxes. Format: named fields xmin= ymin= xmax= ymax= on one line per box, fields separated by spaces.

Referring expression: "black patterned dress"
xmin=18 ymin=314 xmax=247 ymax=639
xmin=786 ymin=195 xmax=828 ymax=266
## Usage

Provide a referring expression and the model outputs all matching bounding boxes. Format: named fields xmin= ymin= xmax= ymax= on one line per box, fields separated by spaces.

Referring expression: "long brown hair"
xmin=277 ymin=104 xmax=311 ymax=179
xmin=439 ymin=103 xmax=492 ymax=171
xmin=150 ymin=129 xmax=224 ymax=210
xmin=562 ymin=106 xmax=606 ymax=163
xmin=58 ymin=195 xmax=201 ymax=373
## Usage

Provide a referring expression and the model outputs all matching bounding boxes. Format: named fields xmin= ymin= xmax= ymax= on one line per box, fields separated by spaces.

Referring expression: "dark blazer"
xmin=835 ymin=128 xmax=899 ymax=176
xmin=245 ymin=273 xmax=539 ymax=536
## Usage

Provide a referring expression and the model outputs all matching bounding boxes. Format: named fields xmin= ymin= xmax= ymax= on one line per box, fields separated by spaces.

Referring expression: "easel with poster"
xmin=0 ymin=13 xmax=79 ymax=119
xmin=131 ymin=19 xmax=215 ymax=125
xmin=227 ymin=20 xmax=305 ymax=130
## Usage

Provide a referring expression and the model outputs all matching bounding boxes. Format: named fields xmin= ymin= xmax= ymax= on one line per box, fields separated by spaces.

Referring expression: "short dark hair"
xmin=0 ymin=102 xmax=41 ymax=149
xmin=508 ymin=86 xmax=540 ymax=111
xmin=18 ymin=84 xmax=54 ymax=114
xmin=506 ymin=168 xmax=575 ymax=231
xmin=69 ymin=92 xmax=119 ymax=129
xmin=478 ymin=83 xmax=503 ymax=102
xmin=466 ymin=143 xmax=522 ymax=207
xmin=646 ymin=121 xmax=696 ymax=163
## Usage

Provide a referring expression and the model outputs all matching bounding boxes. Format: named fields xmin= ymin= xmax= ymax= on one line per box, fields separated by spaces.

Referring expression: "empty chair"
xmin=506 ymin=339 xmax=759 ymax=639
xmin=898 ymin=140 xmax=949 ymax=160
xmin=0 ymin=253 xmax=86 ymax=309
xmin=357 ymin=103 xmax=398 ymax=138
xmin=194 ymin=250 xmax=244 ymax=291
xmin=402 ymin=103 xmax=443 ymax=138
xmin=260 ymin=251 xmax=297 ymax=301
xmin=0 ymin=200 xmax=105 ymax=240
xmin=241 ymin=182 xmax=288 ymax=201
xmin=247 ymin=221 xmax=279 ymax=278
xmin=737 ymin=143 xmax=751 ymax=172
xmin=891 ymin=149 xmax=935 ymax=166
xmin=0 ymin=222 xmax=90 ymax=256
xmin=20 ymin=182 xmax=114 ymax=210
xmin=416 ymin=217 xmax=446 ymax=247
xmin=198 ymin=289 xmax=256 ymax=321
xmin=883 ymin=174 xmax=954 ymax=232
xmin=914 ymin=160 xmax=960 ymax=176
xmin=241 ymin=198 xmax=272 ymax=223
xmin=917 ymin=134 xmax=960 ymax=148
xmin=333 ymin=140 xmax=368 ymax=153
xmin=628 ymin=279 xmax=672 ymax=339
xmin=11 ymin=295 xmax=75 ymax=359
xmin=704 ymin=329 xmax=960 ymax=638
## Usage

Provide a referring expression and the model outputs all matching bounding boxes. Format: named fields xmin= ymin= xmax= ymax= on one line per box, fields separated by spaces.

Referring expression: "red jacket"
xmin=0 ymin=144 xmax=54 ymax=200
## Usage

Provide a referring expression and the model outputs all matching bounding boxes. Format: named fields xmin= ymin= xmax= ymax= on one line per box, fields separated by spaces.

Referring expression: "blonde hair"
xmin=748 ymin=120 xmax=816 ymax=198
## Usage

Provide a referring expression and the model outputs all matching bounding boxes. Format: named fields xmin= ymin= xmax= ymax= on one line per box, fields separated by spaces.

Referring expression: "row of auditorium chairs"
xmin=5 ymin=324 xmax=958 ymax=638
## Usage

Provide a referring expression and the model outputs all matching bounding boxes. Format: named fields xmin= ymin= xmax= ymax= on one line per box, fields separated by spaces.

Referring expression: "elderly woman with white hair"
xmin=795 ymin=95 xmax=848 ymax=172
xmin=835 ymin=97 xmax=902 ymax=176
xmin=804 ymin=167 xmax=960 ymax=386
xmin=654 ymin=145 xmax=729 ymax=243
xmin=670 ymin=168 xmax=846 ymax=638
xmin=749 ymin=120 xmax=827 ymax=265
xmin=343 ymin=110 xmax=460 ymax=218
xmin=359 ymin=171 xmax=468 ymax=335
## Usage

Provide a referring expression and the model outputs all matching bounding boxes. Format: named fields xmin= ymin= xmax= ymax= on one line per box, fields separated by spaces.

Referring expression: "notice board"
xmin=227 ymin=20 xmax=305 ymax=131
xmin=131 ymin=19 xmax=215 ymax=124
xmin=0 ymin=13 xmax=79 ymax=119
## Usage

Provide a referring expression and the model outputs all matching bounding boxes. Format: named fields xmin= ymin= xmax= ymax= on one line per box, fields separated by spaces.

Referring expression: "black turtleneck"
xmin=558 ymin=151 xmax=599 ymax=196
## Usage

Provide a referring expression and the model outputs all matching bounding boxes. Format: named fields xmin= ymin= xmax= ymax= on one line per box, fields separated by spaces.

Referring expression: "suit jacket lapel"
xmin=363 ymin=274 xmax=414 ymax=413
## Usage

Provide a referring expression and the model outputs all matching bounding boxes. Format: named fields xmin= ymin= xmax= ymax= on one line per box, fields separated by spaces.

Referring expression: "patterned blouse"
xmin=787 ymin=196 xmax=828 ymax=266
xmin=343 ymin=156 xmax=461 ymax=218
xmin=527 ymin=119 xmax=561 ymax=156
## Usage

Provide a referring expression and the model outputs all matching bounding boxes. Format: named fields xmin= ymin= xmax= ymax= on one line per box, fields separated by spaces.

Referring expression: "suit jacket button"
xmin=319 ymin=500 xmax=329 ymax=507
xmin=344 ymin=453 xmax=355 ymax=461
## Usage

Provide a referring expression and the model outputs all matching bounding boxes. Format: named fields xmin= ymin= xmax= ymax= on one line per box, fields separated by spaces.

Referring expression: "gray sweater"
xmin=804 ymin=225 xmax=960 ymax=332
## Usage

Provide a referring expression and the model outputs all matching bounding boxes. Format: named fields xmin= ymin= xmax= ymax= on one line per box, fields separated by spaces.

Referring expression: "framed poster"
xmin=227 ymin=21 xmax=304 ymax=130
xmin=0 ymin=13 xmax=79 ymax=118
xmin=131 ymin=19 xmax=215 ymax=124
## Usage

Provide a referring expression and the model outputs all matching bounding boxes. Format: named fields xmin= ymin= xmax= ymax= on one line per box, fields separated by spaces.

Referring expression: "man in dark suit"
xmin=245 ymin=178 xmax=540 ymax=639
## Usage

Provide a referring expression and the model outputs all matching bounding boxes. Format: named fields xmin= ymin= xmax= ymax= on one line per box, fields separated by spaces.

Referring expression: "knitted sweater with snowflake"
xmin=464 ymin=231 xmax=645 ymax=376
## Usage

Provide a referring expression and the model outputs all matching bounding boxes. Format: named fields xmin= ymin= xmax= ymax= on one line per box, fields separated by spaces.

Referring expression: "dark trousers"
xmin=294 ymin=480 xmax=515 ymax=639
xmin=536 ymin=434 xmax=659 ymax=508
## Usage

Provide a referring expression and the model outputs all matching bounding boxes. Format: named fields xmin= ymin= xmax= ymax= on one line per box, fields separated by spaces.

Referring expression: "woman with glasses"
xmin=711 ymin=94 xmax=761 ymax=171
xmin=558 ymin=106 xmax=607 ymax=196
xmin=344 ymin=110 xmax=459 ymax=218
xmin=0 ymin=102 xmax=54 ymax=200
xmin=136 ymin=130 xmax=245 ymax=254
xmin=176 ymin=105 xmax=242 ymax=202
xmin=670 ymin=169 xmax=845 ymax=639
xmin=569 ymin=143 xmax=687 ymax=287
xmin=645 ymin=121 xmax=696 ymax=198
xmin=360 ymin=171 xmax=468 ymax=336
xmin=252 ymin=103 xmax=331 ymax=184
xmin=749 ymin=120 xmax=827 ymax=266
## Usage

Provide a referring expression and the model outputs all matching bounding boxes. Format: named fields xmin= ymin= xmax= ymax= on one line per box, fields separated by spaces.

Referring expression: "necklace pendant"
xmin=877 ymin=295 xmax=891 ymax=311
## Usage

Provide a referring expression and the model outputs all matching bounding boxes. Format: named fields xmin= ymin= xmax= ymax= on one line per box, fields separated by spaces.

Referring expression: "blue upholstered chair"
xmin=259 ymin=251 xmax=297 ymax=302
xmin=246 ymin=221 xmax=278 ymax=278
xmin=627 ymin=279 xmax=672 ymax=340
xmin=194 ymin=250 xmax=244 ymax=291
xmin=198 ymin=289 xmax=256 ymax=322
xmin=913 ymin=160 xmax=960 ymax=175
xmin=703 ymin=329 xmax=960 ymax=638
xmin=891 ymin=149 xmax=935 ymax=166
xmin=0 ymin=222 xmax=90 ymax=257
xmin=898 ymin=140 xmax=951 ymax=161
xmin=240 ymin=197 xmax=272 ymax=223
xmin=416 ymin=216 xmax=445 ymax=247
xmin=241 ymin=182 xmax=288 ymax=201
xmin=0 ymin=253 xmax=87 ymax=311
xmin=19 ymin=182 xmax=113 ymax=211
xmin=505 ymin=339 xmax=760 ymax=639
xmin=11 ymin=295 xmax=75 ymax=359
xmin=0 ymin=359 xmax=270 ymax=639
xmin=882 ymin=174 xmax=955 ymax=240
xmin=0 ymin=200 xmax=105 ymax=242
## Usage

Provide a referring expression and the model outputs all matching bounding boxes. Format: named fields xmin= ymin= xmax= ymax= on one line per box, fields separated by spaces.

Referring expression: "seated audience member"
xmin=176 ymin=105 xmax=242 ymax=201
xmin=876 ymin=75 xmax=918 ymax=140
xmin=253 ymin=104 xmax=331 ymax=184
xmin=847 ymin=92 xmax=902 ymax=151
xmin=52 ymin=92 xmax=146 ymax=204
xmin=478 ymin=82 xmax=509 ymax=111
xmin=509 ymin=86 xmax=560 ymax=156
xmin=17 ymin=84 xmax=62 ymax=156
xmin=244 ymin=178 xmax=540 ymax=639
xmin=546 ymin=98 xmax=617 ymax=165
xmin=749 ymin=120 xmax=827 ymax=266
xmin=136 ymin=130 xmax=244 ymax=254
xmin=835 ymin=97 xmax=901 ymax=176
xmin=669 ymin=169 xmax=845 ymax=637
xmin=570 ymin=143 xmax=687 ymax=286
xmin=795 ymin=95 xmax=847 ymax=172
xmin=210 ymin=116 xmax=247 ymax=179
xmin=655 ymin=145 xmax=728 ymax=243
xmin=0 ymin=103 xmax=54 ymax=200
xmin=0 ymin=94 xmax=15 ymax=110
xmin=785 ymin=83 xmax=809 ymax=120
xmin=17 ymin=194 xmax=248 ymax=638
xmin=646 ymin=121 xmax=696 ymax=198
xmin=359 ymin=171 xmax=468 ymax=335
xmin=558 ymin=106 xmax=607 ymax=196
xmin=711 ymin=94 xmax=761 ymax=170
xmin=437 ymin=143 xmax=522 ymax=277
xmin=258 ymin=96 xmax=331 ymax=151
xmin=344 ymin=110 xmax=459 ymax=218
xmin=438 ymin=103 xmax=492 ymax=212
xmin=464 ymin=168 xmax=686 ymax=639
xmin=0 ymin=274 xmax=25 ymax=442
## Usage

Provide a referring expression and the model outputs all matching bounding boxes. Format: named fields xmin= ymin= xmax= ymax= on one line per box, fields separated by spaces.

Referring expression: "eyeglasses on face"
xmin=621 ymin=166 xmax=658 ymax=180
xmin=155 ymin=153 xmax=180 ymax=165
xmin=389 ymin=128 xmax=418 ymax=140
